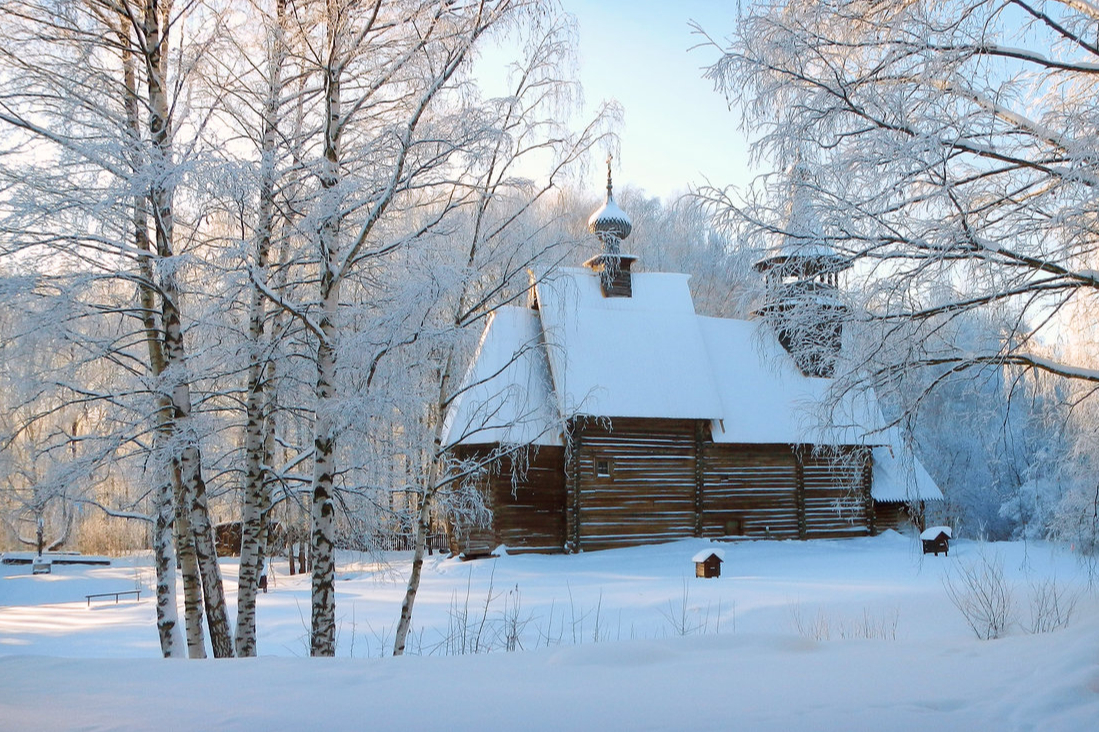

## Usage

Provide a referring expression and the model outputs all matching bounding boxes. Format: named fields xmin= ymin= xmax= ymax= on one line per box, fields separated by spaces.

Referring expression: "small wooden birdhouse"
xmin=920 ymin=526 xmax=952 ymax=556
xmin=692 ymin=549 xmax=725 ymax=578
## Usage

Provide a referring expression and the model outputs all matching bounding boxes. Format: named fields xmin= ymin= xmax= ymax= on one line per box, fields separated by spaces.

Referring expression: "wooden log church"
xmin=441 ymin=164 xmax=941 ymax=555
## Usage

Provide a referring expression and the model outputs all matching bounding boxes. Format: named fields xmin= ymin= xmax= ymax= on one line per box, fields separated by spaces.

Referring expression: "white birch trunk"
xmin=309 ymin=19 xmax=342 ymax=655
xmin=235 ymin=0 xmax=288 ymax=657
xmin=116 ymin=13 xmax=183 ymax=658
xmin=309 ymin=320 xmax=339 ymax=657
xmin=392 ymin=477 xmax=434 ymax=655
xmin=172 ymin=462 xmax=207 ymax=658
xmin=143 ymin=0 xmax=233 ymax=658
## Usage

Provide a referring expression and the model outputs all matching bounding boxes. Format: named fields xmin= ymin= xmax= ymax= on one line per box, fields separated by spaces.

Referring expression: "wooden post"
xmin=794 ymin=451 xmax=807 ymax=540
xmin=694 ymin=421 xmax=706 ymax=537
xmin=565 ymin=420 xmax=583 ymax=553
xmin=862 ymin=450 xmax=876 ymax=536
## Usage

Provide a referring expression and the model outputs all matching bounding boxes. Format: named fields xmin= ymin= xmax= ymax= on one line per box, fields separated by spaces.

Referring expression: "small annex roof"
xmin=692 ymin=548 xmax=725 ymax=563
xmin=534 ymin=268 xmax=725 ymax=421
xmin=871 ymin=440 xmax=944 ymax=502
xmin=440 ymin=306 xmax=561 ymax=447
xmin=696 ymin=317 xmax=883 ymax=445
xmin=920 ymin=525 xmax=953 ymax=540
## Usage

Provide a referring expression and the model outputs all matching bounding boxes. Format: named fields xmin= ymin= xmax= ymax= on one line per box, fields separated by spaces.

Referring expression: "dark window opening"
xmin=595 ymin=459 xmax=612 ymax=479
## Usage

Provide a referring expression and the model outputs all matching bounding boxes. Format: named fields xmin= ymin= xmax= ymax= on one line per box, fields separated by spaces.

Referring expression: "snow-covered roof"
xmin=692 ymin=549 xmax=725 ymax=563
xmin=440 ymin=306 xmax=561 ymax=447
xmin=871 ymin=441 xmax=944 ymax=502
xmin=920 ymin=526 xmax=952 ymax=540
xmin=697 ymin=317 xmax=882 ymax=445
xmin=443 ymin=262 xmax=938 ymax=509
xmin=534 ymin=269 xmax=724 ymax=420
xmin=761 ymin=240 xmax=840 ymax=263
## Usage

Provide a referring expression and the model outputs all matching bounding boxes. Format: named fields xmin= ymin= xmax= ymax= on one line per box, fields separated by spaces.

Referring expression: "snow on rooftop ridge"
xmin=542 ymin=267 xmax=696 ymax=313
xmin=441 ymin=306 xmax=561 ymax=447
xmin=692 ymin=548 xmax=725 ymax=562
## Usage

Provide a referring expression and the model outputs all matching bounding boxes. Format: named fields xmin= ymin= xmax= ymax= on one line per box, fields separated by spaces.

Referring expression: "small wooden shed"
xmin=693 ymin=549 xmax=725 ymax=578
xmin=920 ymin=526 xmax=952 ymax=556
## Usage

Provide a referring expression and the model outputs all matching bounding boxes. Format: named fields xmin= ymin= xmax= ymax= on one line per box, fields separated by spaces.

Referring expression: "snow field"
xmin=1 ymin=532 xmax=1097 ymax=730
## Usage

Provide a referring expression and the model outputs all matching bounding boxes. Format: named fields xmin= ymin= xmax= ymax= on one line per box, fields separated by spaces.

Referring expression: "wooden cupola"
xmin=585 ymin=155 xmax=638 ymax=298
xmin=754 ymin=161 xmax=851 ymax=378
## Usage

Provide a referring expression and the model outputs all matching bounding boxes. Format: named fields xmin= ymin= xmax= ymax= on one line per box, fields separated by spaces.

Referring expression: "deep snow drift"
xmin=1 ymin=533 xmax=1097 ymax=730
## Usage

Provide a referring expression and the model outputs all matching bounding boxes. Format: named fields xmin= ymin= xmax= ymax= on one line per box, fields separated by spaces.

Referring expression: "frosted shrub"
xmin=660 ymin=581 xmax=724 ymax=637
xmin=790 ymin=604 xmax=830 ymax=641
xmin=790 ymin=604 xmax=898 ymax=641
xmin=501 ymin=584 xmax=529 ymax=652
xmin=944 ymin=550 xmax=1014 ymax=640
xmin=1027 ymin=577 xmax=1077 ymax=634
xmin=837 ymin=608 xmax=899 ymax=641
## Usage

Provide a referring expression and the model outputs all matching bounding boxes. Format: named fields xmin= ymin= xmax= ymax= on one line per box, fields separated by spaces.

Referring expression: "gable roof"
xmin=444 ymin=267 xmax=884 ymax=447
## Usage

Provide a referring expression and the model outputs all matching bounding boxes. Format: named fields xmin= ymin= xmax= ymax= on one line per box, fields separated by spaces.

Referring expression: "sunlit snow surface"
xmin=1 ymin=534 xmax=1097 ymax=731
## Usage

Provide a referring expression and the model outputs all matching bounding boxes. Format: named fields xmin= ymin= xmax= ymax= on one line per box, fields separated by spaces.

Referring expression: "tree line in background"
xmin=3 ymin=0 xmax=1099 ymax=661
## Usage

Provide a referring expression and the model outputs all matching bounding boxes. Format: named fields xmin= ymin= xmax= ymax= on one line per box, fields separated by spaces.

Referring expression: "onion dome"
xmin=587 ymin=155 xmax=632 ymax=245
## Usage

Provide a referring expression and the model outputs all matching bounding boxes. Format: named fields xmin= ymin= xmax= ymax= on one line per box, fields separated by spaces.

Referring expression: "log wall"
xmin=699 ymin=443 xmax=802 ymax=539
xmin=874 ymin=500 xmax=925 ymax=533
xmin=800 ymin=451 xmax=871 ymax=539
xmin=569 ymin=417 xmax=699 ymax=551
xmin=454 ymin=421 xmax=875 ymax=555
xmin=453 ymin=446 xmax=567 ymax=555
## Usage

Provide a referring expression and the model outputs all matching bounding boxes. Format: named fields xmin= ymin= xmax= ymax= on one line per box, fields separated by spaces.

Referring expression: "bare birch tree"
xmin=236 ymin=0 xmax=552 ymax=657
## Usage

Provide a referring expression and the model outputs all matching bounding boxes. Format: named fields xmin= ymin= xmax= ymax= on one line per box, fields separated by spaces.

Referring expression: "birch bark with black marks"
xmin=112 ymin=8 xmax=185 ymax=659
xmin=234 ymin=0 xmax=291 ymax=658
xmin=308 ymin=0 xmax=344 ymax=655
xmin=141 ymin=0 xmax=233 ymax=658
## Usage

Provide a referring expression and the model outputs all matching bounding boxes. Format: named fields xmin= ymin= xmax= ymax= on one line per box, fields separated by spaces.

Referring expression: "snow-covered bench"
xmin=86 ymin=590 xmax=141 ymax=607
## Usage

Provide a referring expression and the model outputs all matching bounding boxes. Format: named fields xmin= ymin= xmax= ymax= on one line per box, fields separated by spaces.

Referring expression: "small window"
xmin=595 ymin=459 xmax=612 ymax=479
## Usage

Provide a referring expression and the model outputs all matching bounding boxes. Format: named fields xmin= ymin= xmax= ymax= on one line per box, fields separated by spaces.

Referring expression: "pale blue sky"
xmin=563 ymin=0 xmax=754 ymax=201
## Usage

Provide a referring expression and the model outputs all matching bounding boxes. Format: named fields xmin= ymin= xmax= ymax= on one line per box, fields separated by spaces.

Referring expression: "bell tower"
xmin=754 ymin=162 xmax=850 ymax=378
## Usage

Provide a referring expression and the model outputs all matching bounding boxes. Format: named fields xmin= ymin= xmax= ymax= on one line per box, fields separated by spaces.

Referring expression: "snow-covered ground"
xmin=1 ymin=533 xmax=1097 ymax=730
